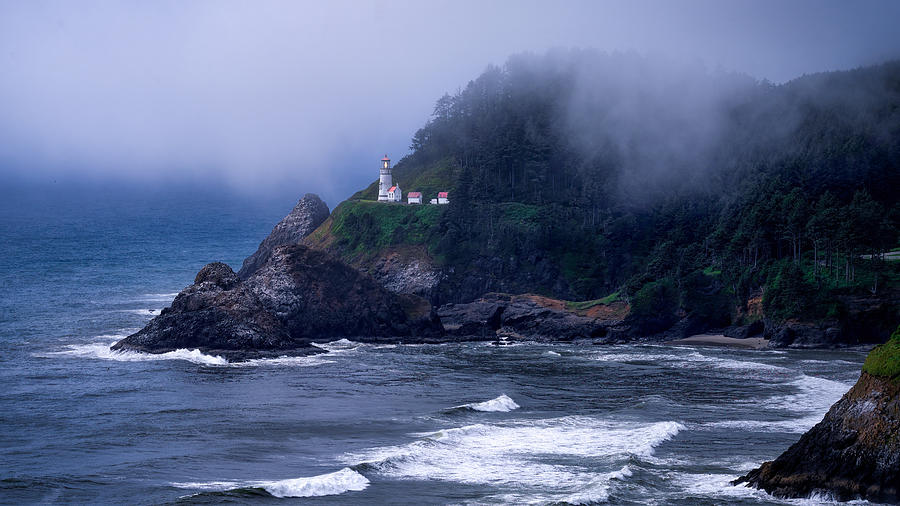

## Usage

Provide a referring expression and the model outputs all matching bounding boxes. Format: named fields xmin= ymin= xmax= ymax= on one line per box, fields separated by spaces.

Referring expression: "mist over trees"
xmin=355 ymin=50 xmax=899 ymax=331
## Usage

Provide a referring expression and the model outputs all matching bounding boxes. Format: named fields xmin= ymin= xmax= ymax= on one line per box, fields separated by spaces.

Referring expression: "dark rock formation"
xmin=113 ymin=245 xmax=443 ymax=359
xmin=237 ymin=193 xmax=330 ymax=279
xmin=722 ymin=320 xmax=765 ymax=339
xmin=360 ymin=246 xmax=441 ymax=300
xmin=438 ymin=293 xmax=622 ymax=342
xmin=764 ymin=291 xmax=900 ymax=348
xmin=735 ymin=372 xmax=900 ymax=502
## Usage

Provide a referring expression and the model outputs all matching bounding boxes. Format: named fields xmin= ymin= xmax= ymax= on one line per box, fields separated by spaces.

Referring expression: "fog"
xmin=1 ymin=0 xmax=898 ymax=206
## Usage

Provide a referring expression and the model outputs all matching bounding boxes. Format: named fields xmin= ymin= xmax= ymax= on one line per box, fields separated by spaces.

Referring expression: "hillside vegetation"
xmin=323 ymin=50 xmax=900 ymax=338
xmin=863 ymin=324 xmax=900 ymax=379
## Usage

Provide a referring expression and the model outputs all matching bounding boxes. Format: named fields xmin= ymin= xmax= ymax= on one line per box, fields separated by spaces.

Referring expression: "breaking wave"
xmin=706 ymin=374 xmax=854 ymax=433
xmin=594 ymin=348 xmax=790 ymax=374
xmin=312 ymin=338 xmax=360 ymax=353
xmin=42 ymin=340 xmax=333 ymax=367
xmin=43 ymin=341 xmax=229 ymax=366
xmin=346 ymin=416 xmax=683 ymax=503
xmin=452 ymin=394 xmax=520 ymax=412
xmin=171 ymin=467 xmax=369 ymax=498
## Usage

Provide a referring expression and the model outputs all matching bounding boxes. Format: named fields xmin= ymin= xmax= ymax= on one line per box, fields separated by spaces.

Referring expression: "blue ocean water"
xmin=0 ymin=187 xmax=872 ymax=504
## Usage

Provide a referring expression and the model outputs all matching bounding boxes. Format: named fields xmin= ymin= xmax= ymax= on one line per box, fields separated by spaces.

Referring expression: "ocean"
xmin=0 ymin=188 xmax=871 ymax=505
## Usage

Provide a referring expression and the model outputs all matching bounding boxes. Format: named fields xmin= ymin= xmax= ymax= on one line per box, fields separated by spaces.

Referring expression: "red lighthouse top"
xmin=381 ymin=154 xmax=390 ymax=161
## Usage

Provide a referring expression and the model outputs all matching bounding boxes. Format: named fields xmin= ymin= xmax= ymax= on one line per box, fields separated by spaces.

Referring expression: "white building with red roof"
xmin=437 ymin=191 xmax=449 ymax=205
xmin=387 ymin=184 xmax=402 ymax=202
xmin=407 ymin=192 xmax=422 ymax=204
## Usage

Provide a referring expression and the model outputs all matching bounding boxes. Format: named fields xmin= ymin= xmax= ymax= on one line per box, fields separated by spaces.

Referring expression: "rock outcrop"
xmin=237 ymin=193 xmax=330 ymax=279
xmin=736 ymin=326 xmax=900 ymax=502
xmin=113 ymin=245 xmax=443 ymax=359
xmin=362 ymin=246 xmax=441 ymax=300
xmin=437 ymin=293 xmax=627 ymax=342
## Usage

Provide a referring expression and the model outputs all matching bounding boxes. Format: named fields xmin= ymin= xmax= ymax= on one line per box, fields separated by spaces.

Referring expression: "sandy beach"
xmin=666 ymin=334 xmax=769 ymax=349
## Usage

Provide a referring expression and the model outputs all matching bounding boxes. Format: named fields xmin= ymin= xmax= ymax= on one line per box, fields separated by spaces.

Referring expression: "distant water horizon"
xmin=0 ymin=190 xmax=871 ymax=504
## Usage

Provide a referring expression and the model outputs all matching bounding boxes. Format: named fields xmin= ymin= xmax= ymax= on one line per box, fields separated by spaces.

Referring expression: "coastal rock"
xmin=366 ymin=246 xmax=441 ymax=299
xmin=437 ymin=293 xmax=620 ymax=342
xmin=237 ymin=193 xmax=330 ymax=279
xmin=735 ymin=371 xmax=900 ymax=502
xmin=114 ymin=245 xmax=443 ymax=358
xmin=765 ymin=321 xmax=845 ymax=349
xmin=722 ymin=320 xmax=764 ymax=339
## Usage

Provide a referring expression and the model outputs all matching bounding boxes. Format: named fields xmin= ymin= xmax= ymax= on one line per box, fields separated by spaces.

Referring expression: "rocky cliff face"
xmin=437 ymin=293 xmax=628 ymax=342
xmin=360 ymin=246 xmax=441 ymax=300
xmin=735 ymin=371 xmax=900 ymax=502
xmin=113 ymin=245 xmax=443 ymax=359
xmin=237 ymin=193 xmax=330 ymax=279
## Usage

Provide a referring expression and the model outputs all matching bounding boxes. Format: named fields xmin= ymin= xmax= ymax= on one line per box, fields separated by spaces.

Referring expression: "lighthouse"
xmin=377 ymin=155 xmax=393 ymax=202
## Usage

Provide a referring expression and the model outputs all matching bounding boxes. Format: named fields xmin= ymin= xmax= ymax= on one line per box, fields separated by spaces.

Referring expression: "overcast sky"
xmin=1 ymin=0 xmax=898 ymax=205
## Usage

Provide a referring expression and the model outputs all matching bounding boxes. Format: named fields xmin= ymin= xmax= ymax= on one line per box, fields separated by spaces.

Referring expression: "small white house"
xmin=387 ymin=185 xmax=402 ymax=202
xmin=437 ymin=191 xmax=449 ymax=205
xmin=429 ymin=198 xmax=438 ymax=205
xmin=407 ymin=191 xmax=422 ymax=204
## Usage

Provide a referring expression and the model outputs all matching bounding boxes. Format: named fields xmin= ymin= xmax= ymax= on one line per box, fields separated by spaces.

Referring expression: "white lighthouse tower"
xmin=377 ymin=154 xmax=392 ymax=202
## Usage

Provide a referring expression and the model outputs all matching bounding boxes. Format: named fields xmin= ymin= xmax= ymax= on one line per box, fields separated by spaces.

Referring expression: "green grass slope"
xmin=863 ymin=325 xmax=900 ymax=380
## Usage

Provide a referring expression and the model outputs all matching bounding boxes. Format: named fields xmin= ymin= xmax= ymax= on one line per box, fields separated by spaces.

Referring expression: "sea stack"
xmin=113 ymin=244 xmax=444 ymax=359
xmin=237 ymin=193 xmax=330 ymax=279
xmin=735 ymin=325 xmax=900 ymax=502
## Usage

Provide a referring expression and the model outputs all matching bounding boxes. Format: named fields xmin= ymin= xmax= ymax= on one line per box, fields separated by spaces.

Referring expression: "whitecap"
xmin=136 ymin=292 xmax=180 ymax=302
xmin=676 ymin=473 xmax=871 ymax=505
xmin=311 ymin=338 xmax=360 ymax=353
xmin=545 ymin=350 xmax=561 ymax=356
xmin=171 ymin=467 xmax=369 ymax=498
xmin=709 ymin=374 xmax=854 ymax=434
xmin=347 ymin=417 xmax=683 ymax=502
xmin=595 ymin=348 xmax=791 ymax=374
xmin=453 ymin=394 xmax=520 ymax=412
xmin=43 ymin=341 xmax=229 ymax=366
xmin=232 ymin=355 xmax=336 ymax=367
xmin=43 ymin=340 xmax=334 ymax=368
xmin=768 ymin=374 xmax=853 ymax=415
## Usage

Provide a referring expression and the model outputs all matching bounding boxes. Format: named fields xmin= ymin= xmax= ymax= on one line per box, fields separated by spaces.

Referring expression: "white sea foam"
xmin=770 ymin=374 xmax=852 ymax=415
xmin=347 ymin=416 xmax=683 ymax=502
xmin=545 ymin=350 xmax=561 ymax=356
xmin=595 ymin=348 xmax=790 ymax=375
xmin=675 ymin=473 xmax=871 ymax=505
xmin=44 ymin=341 xmax=229 ymax=366
xmin=171 ymin=467 xmax=369 ymax=498
xmin=454 ymin=394 xmax=520 ymax=412
xmin=707 ymin=374 xmax=855 ymax=433
xmin=312 ymin=338 xmax=360 ymax=353
xmin=44 ymin=340 xmax=333 ymax=368
xmin=136 ymin=292 xmax=180 ymax=302
xmin=232 ymin=355 xmax=335 ymax=367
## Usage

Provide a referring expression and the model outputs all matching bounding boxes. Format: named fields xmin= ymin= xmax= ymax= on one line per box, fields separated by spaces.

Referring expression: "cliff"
xmin=237 ymin=193 xmax=329 ymax=279
xmin=736 ymin=325 xmax=900 ymax=502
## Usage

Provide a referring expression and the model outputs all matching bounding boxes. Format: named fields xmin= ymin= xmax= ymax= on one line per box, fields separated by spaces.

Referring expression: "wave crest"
xmin=43 ymin=340 xmax=333 ymax=367
xmin=172 ymin=467 xmax=369 ymax=498
xmin=453 ymin=394 xmax=520 ymax=412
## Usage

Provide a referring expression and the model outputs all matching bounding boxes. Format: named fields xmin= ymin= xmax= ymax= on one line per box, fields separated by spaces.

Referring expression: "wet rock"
xmin=237 ymin=193 xmax=330 ymax=279
xmin=735 ymin=372 xmax=900 ymax=502
xmin=114 ymin=245 xmax=443 ymax=359
xmin=437 ymin=293 xmax=616 ymax=342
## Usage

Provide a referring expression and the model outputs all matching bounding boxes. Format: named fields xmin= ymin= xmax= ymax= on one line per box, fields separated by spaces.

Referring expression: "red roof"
xmin=381 ymin=154 xmax=390 ymax=161
xmin=389 ymin=186 xmax=397 ymax=192
xmin=438 ymin=192 xmax=449 ymax=198
xmin=408 ymin=192 xmax=422 ymax=198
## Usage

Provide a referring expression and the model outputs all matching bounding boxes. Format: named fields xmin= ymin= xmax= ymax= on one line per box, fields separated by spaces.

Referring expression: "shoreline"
xmin=666 ymin=334 xmax=769 ymax=350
